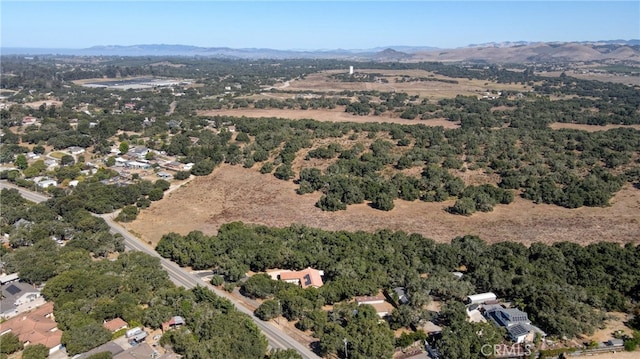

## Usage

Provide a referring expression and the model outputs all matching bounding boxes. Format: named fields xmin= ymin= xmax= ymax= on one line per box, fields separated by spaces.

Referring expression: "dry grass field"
xmin=130 ymin=68 xmax=640 ymax=248
xmin=549 ymin=122 xmax=640 ymax=132
xmin=280 ymin=69 xmax=529 ymax=100
xmin=125 ymin=164 xmax=640 ymax=247
xmin=199 ymin=108 xmax=460 ymax=128
xmin=540 ymin=70 xmax=640 ymax=86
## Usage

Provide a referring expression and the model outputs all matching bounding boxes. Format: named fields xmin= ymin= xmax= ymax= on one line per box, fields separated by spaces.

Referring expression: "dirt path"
xmin=125 ymin=165 xmax=640 ymax=247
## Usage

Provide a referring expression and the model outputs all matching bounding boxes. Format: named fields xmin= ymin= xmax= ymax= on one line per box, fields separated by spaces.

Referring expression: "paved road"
xmin=0 ymin=181 xmax=320 ymax=358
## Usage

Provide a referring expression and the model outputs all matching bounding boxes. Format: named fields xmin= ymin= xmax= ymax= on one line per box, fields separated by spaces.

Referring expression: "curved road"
xmin=0 ymin=181 xmax=320 ymax=358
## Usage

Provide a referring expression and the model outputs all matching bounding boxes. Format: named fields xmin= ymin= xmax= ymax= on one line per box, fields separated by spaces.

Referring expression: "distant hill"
xmin=412 ymin=41 xmax=640 ymax=63
xmin=2 ymin=40 xmax=639 ymax=63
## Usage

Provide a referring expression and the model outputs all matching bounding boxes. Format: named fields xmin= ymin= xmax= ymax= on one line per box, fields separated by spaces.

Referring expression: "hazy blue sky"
xmin=2 ymin=1 xmax=639 ymax=49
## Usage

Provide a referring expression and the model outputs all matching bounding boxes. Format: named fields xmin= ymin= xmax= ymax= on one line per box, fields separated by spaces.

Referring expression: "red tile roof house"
xmin=278 ymin=268 xmax=324 ymax=289
xmin=0 ymin=302 xmax=63 ymax=355
xmin=103 ymin=318 xmax=129 ymax=332
xmin=22 ymin=116 xmax=39 ymax=126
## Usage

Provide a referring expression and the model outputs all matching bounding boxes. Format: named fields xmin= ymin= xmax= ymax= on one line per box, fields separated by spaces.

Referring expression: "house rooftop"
xmin=103 ymin=317 xmax=128 ymax=332
xmin=355 ymin=294 xmax=386 ymax=304
xmin=0 ymin=302 xmax=62 ymax=349
xmin=279 ymin=268 xmax=324 ymax=289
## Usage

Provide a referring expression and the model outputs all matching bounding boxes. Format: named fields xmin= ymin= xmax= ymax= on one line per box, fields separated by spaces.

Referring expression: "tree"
xmin=33 ymin=145 xmax=46 ymax=154
xmin=448 ymin=197 xmax=476 ymax=216
xmin=105 ymin=156 xmax=116 ymax=167
xmin=148 ymin=188 xmax=164 ymax=201
xmin=15 ymin=154 xmax=28 ymax=170
xmin=372 ymin=193 xmax=395 ymax=211
xmin=255 ymin=299 xmax=280 ymax=321
xmin=154 ymin=179 xmax=171 ymax=191
xmin=191 ymin=159 xmax=215 ymax=176
xmin=61 ymin=154 xmax=75 ymax=166
xmin=22 ymin=344 xmax=49 ymax=359
xmin=0 ymin=332 xmax=23 ymax=354
xmin=119 ymin=141 xmax=129 ymax=154
xmin=62 ymin=322 xmax=112 ymax=355
xmin=274 ymin=164 xmax=295 ymax=180
xmin=116 ymin=206 xmax=139 ymax=222
xmin=174 ymin=170 xmax=190 ymax=180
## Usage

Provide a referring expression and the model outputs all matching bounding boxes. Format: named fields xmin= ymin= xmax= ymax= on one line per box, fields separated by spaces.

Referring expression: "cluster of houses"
xmin=0 ymin=274 xmax=62 ymax=356
xmin=109 ymin=145 xmax=193 ymax=179
xmin=0 ymin=270 xmax=187 ymax=359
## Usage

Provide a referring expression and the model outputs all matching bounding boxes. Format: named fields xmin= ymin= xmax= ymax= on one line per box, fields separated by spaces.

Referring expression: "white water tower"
xmin=349 ymin=66 xmax=354 ymax=75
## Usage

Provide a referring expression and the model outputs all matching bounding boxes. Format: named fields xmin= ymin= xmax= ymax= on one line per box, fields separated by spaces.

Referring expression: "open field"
xmin=199 ymin=108 xmax=460 ymax=128
xmin=539 ymin=70 xmax=640 ymax=86
xmin=125 ymin=164 xmax=640 ymax=247
xmin=549 ymin=122 xmax=640 ymax=132
xmin=281 ymin=69 xmax=529 ymax=100
xmin=23 ymin=100 xmax=63 ymax=108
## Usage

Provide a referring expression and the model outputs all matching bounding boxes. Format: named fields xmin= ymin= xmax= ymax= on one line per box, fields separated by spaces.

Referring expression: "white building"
xmin=37 ymin=179 xmax=57 ymax=188
xmin=466 ymin=292 xmax=497 ymax=305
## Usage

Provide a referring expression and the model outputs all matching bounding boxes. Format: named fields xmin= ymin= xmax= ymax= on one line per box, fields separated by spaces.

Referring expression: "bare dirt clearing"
xmin=125 ymin=165 xmax=640 ymax=247
xmin=549 ymin=122 xmax=640 ymax=132
xmin=198 ymin=108 xmax=459 ymax=128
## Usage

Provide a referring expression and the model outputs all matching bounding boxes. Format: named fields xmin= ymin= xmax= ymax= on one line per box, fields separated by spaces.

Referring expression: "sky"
xmin=1 ymin=1 xmax=639 ymax=50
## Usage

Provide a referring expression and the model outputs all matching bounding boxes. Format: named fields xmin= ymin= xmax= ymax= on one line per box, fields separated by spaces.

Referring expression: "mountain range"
xmin=2 ymin=40 xmax=639 ymax=63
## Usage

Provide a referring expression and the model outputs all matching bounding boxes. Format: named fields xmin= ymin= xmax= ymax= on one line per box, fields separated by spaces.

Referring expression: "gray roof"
xmin=507 ymin=323 xmax=531 ymax=338
xmin=0 ymin=281 xmax=40 ymax=314
xmin=76 ymin=342 xmax=124 ymax=359
xmin=486 ymin=307 xmax=530 ymax=327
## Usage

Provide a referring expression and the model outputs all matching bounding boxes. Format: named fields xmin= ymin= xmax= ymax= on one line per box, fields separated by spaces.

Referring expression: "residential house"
xmin=128 ymin=147 xmax=149 ymax=159
xmin=278 ymin=268 xmax=324 ymax=289
xmin=37 ymin=179 xmax=57 ymax=188
xmin=1 ymin=281 xmax=43 ymax=319
xmin=163 ymin=161 xmax=184 ymax=171
xmin=22 ymin=116 xmax=39 ymax=126
xmin=162 ymin=316 xmax=185 ymax=332
xmin=393 ymin=287 xmax=410 ymax=305
xmin=115 ymin=157 xmax=128 ymax=167
xmin=75 ymin=342 xmax=124 ymax=359
xmin=113 ymin=343 xmax=181 ymax=359
xmin=355 ymin=294 xmax=393 ymax=318
xmin=0 ymin=302 xmax=63 ymax=355
xmin=103 ymin=318 xmax=128 ymax=333
xmin=67 ymin=146 xmax=85 ymax=156
xmin=126 ymin=161 xmax=151 ymax=170
xmin=355 ymin=295 xmax=386 ymax=305
xmin=484 ymin=305 xmax=545 ymax=343
xmin=44 ymin=158 xmax=59 ymax=170
xmin=12 ymin=219 xmax=33 ymax=230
